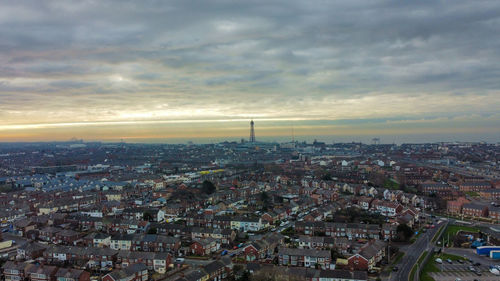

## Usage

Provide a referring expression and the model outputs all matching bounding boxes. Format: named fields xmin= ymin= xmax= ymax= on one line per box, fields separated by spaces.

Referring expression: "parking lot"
xmin=429 ymin=262 xmax=499 ymax=281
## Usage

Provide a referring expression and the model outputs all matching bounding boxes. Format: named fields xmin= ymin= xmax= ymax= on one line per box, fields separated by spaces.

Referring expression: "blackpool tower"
xmin=249 ymin=119 xmax=256 ymax=143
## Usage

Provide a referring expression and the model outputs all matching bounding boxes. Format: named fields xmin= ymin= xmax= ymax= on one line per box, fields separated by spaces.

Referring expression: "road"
xmin=390 ymin=220 xmax=447 ymax=281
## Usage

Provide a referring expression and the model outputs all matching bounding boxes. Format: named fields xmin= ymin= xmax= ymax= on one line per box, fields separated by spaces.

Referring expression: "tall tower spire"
xmin=249 ymin=119 xmax=256 ymax=142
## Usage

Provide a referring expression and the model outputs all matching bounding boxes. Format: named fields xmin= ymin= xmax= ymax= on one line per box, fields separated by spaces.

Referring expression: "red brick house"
xmin=462 ymin=203 xmax=488 ymax=218
xmin=479 ymin=189 xmax=500 ymax=199
xmin=489 ymin=207 xmax=500 ymax=222
xmin=459 ymin=181 xmax=492 ymax=192
xmin=261 ymin=212 xmax=278 ymax=224
xmin=347 ymin=240 xmax=386 ymax=271
xmin=347 ymin=254 xmax=369 ymax=271
xmin=447 ymin=197 xmax=470 ymax=215
xmin=54 ymin=229 xmax=82 ymax=245
xmin=190 ymin=238 xmax=219 ymax=256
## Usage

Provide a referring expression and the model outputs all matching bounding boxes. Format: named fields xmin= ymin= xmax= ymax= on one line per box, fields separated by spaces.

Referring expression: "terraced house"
xmin=278 ymin=247 xmax=331 ymax=269
xmin=230 ymin=217 xmax=267 ymax=232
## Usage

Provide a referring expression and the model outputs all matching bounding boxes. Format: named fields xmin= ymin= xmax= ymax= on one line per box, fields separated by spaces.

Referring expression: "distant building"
xmin=462 ymin=203 xmax=488 ymax=218
xmin=459 ymin=181 xmax=492 ymax=192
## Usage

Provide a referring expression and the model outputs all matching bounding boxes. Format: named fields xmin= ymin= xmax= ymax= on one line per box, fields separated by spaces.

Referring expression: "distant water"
xmin=106 ymin=132 xmax=500 ymax=145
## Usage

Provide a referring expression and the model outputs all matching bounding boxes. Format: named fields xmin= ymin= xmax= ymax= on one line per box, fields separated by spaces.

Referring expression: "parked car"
xmin=446 ymin=259 xmax=452 ymax=264
xmin=489 ymin=267 xmax=500 ymax=275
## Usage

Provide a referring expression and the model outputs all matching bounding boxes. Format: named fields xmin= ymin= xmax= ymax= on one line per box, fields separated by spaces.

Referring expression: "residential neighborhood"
xmin=0 ymin=141 xmax=499 ymax=281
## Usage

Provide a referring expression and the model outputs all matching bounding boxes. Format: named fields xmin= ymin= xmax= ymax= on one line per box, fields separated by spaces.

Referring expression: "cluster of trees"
xmin=395 ymin=223 xmax=413 ymax=242
xmin=201 ymin=180 xmax=216 ymax=194
xmin=259 ymin=191 xmax=272 ymax=211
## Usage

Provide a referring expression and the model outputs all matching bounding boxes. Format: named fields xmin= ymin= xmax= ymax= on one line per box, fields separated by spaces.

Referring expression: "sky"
xmin=1 ymin=0 xmax=500 ymax=143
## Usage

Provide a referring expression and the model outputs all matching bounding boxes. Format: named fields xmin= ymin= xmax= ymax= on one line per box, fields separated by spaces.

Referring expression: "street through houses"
xmin=390 ymin=220 xmax=447 ymax=281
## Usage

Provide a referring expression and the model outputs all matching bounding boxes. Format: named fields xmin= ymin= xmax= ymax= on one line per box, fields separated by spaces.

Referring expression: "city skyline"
xmin=1 ymin=0 xmax=500 ymax=143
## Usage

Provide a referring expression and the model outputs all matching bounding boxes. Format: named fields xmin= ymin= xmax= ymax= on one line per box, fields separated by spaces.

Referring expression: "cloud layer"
xmin=1 ymin=0 xmax=500 ymax=142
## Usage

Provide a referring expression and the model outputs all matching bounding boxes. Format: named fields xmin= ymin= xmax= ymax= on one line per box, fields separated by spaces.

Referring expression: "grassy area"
xmin=465 ymin=191 xmax=479 ymax=197
xmin=413 ymin=227 xmax=424 ymax=239
xmin=420 ymin=253 xmax=440 ymax=281
xmin=431 ymin=224 xmax=446 ymax=243
xmin=385 ymin=252 xmax=405 ymax=272
xmin=442 ymin=224 xmax=479 ymax=246
xmin=281 ymin=227 xmax=295 ymax=236
xmin=0 ymin=184 xmax=13 ymax=192
xmin=409 ymin=250 xmax=428 ymax=281
xmin=393 ymin=252 xmax=405 ymax=264
xmin=383 ymin=179 xmax=400 ymax=190
xmin=419 ymin=252 xmax=467 ymax=281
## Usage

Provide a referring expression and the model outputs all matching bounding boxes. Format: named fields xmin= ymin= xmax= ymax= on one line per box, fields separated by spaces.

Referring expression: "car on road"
xmin=392 ymin=266 xmax=398 ymax=272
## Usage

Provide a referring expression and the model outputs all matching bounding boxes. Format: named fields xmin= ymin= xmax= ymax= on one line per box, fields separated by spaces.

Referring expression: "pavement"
xmin=389 ymin=220 xmax=446 ymax=281
xmin=428 ymin=254 xmax=499 ymax=281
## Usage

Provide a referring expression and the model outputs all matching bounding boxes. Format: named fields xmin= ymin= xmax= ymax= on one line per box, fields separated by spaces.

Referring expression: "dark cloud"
xmin=0 ymin=0 xmax=499 ymax=131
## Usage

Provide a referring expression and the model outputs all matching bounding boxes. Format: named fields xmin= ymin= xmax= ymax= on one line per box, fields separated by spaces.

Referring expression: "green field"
xmin=442 ymin=224 xmax=479 ymax=246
